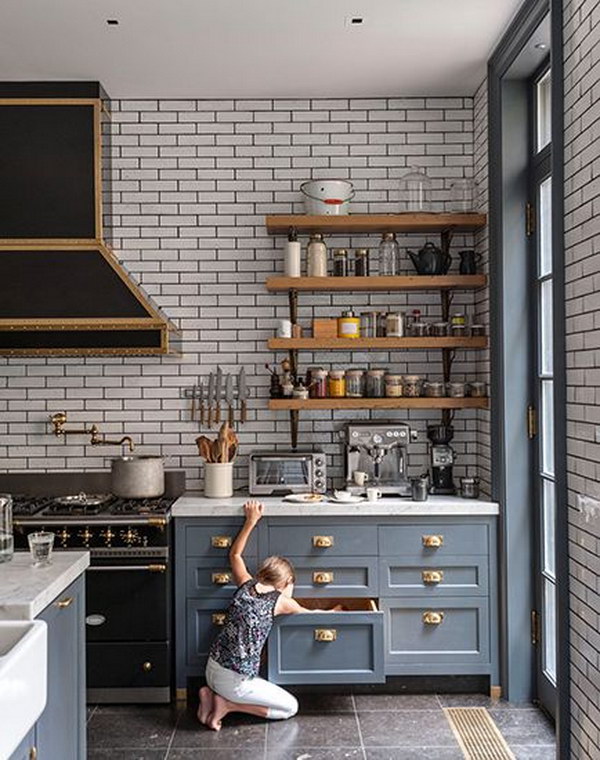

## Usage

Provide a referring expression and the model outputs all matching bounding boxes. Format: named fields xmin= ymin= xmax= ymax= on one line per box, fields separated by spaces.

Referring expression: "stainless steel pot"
xmin=110 ymin=456 xmax=165 ymax=499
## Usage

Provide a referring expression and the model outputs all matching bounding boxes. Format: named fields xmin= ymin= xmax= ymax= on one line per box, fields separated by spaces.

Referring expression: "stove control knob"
xmin=57 ymin=527 xmax=71 ymax=548
xmin=120 ymin=527 xmax=141 ymax=547
xmin=78 ymin=527 xmax=93 ymax=547
xmin=100 ymin=527 xmax=115 ymax=547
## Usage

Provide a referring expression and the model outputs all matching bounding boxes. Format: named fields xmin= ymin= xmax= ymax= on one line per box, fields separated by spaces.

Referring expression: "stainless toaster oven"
xmin=248 ymin=450 xmax=327 ymax=495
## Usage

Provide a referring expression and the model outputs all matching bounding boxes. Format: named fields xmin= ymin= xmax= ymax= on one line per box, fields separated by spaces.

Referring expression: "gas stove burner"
xmin=10 ymin=495 xmax=55 ymax=517
xmin=45 ymin=503 xmax=104 ymax=517
xmin=53 ymin=492 xmax=112 ymax=507
xmin=110 ymin=497 xmax=174 ymax=516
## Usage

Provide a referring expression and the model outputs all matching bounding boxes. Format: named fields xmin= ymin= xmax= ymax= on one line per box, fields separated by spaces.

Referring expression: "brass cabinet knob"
xmin=29 ymin=747 xmax=38 ymax=760
xmin=211 ymin=535 xmax=232 ymax=549
xmin=423 ymin=611 xmax=445 ymax=625
xmin=212 ymin=612 xmax=227 ymax=626
xmin=55 ymin=596 xmax=74 ymax=609
xmin=142 ymin=661 xmax=153 ymax=672
xmin=422 ymin=570 xmax=444 ymax=584
xmin=314 ymin=628 xmax=337 ymax=642
xmin=313 ymin=571 xmax=334 ymax=584
xmin=422 ymin=534 xmax=444 ymax=548
xmin=212 ymin=572 xmax=231 ymax=585
xmin=313 ymin=535 xmax=334 ymax=548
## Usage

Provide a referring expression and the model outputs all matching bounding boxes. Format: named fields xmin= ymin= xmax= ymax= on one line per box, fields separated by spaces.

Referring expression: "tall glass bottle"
xmin=379 ymin=232 xmax=399 ymax=275
xmin=401 ymin=166 xmax=432 ymax=212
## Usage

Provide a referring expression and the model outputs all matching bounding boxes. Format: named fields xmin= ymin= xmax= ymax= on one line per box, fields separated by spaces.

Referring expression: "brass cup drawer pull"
xmin=422 ymin=534 xmax=444 ymax=548
xmin=313 ymin=535 xmax=334 ymax=548
xmin=314 ymin=628 xmax=337 ymax=642
xmin=422 ymin=570 xmax=444 ymax=584
xmin=212 ymin=572 xmax=232 ymax=585
xmin=313 ymin=571 xmax=334 ymax=584
xmin=29 ymin=748 xmax=38 ymax=760
xmin=142 ymin=661 xmax=153 ymax=672
xmin=212 ymin=612 xmax=227 ymax=626
xmin=423 ymin=611 xmax=445 ymax=625
xmin=55 ymin=596 xmax=74 ymax=609
xmin=211 ymin=535 xmax=232 ymax=549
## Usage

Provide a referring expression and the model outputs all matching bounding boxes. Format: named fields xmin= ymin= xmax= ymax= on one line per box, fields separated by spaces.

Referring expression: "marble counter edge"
xmin=0 ymin=551 xmax=90 ymax=620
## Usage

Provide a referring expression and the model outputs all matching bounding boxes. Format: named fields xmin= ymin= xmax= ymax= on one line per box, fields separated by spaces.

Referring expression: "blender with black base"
xmin=427 ymin=424 xmax=456 ymax=495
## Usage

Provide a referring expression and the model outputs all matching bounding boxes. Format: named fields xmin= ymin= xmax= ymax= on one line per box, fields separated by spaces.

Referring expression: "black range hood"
xmin=0 ymin=82 xmax=180 ymax=356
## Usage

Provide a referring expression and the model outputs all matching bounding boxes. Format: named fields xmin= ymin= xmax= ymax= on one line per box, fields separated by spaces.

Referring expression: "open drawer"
xmin=268 ymin=598 xmax=384 ymax=685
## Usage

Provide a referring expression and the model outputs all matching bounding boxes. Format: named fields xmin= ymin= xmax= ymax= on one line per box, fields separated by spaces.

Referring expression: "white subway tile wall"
xmin=565 ymin=0 xmax=600 ymax=755
xmin=0 ymin=96 xmax=488 ymax=491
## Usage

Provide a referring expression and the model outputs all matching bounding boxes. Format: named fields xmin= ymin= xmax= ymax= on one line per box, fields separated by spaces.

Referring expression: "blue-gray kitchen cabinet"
xmin=8 ymin=727 xmax=36 ymax=760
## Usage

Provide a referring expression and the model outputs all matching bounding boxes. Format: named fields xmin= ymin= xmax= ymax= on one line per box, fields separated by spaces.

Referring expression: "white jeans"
xmin=205 ymin=657 xmax=298 ymax=720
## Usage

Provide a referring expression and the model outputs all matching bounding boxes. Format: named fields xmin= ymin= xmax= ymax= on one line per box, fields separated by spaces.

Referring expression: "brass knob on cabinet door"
xmin=55 ymin=596 xmax=74 ymax=609
xmin=422 ymin=611 xmax=445 ymax=625
xmin=212 ymin=572 xmax=231 ymax=585
xmin=142 ymin=661 xmax=153 ymax=672
xmin=422 ymin=534 xmax=444 ymax=548
xmin=29 ymin=747 xmax=38 ymax=760
xmin=422 ymin=570 xmax=444 ymax=584
xmin=211 ymin=535 xmax=232 ymax=549
xmin=314 ymin=628 xmax=337 ymax=642
xmin=313 ymin=571 xmax=334 ymax=584
xmin=212 ymin=612 xmax=227 ymax=626
xmin=312 ymin=535 xmax=334 ymax=548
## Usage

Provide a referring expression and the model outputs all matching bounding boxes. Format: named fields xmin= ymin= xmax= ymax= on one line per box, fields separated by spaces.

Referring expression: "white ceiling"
xmin=0 ymin=0 xmax=525 ymax=99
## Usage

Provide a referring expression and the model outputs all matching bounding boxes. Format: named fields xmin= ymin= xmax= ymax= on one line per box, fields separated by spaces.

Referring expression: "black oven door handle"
xmin=88 ymin=564 xmax=167 ymax=572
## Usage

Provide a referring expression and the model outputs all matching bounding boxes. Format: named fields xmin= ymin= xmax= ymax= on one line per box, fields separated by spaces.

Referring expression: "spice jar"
xmin=470 ymin=324 xmax=485 ymax=337
xmin=377 ymin=313 xmax=388 ymax=337
xmin=432 ymin=322 xmax=449 ymax=337
xmin=307 ymin=233 xmax=328 ymax=277
xmin=292 ymin=380 xmax=309 ymax=400
xmin=447 ymin=381 xmax=466 ymax=398
xmin=405 ymin=309 xmax=421 ymax=334
xmin=385 ymin=374 xmax=404 ymax=397
xmin=468 ymin=381 xmax=486 ymax=398
xmin=423 ymin=381 xmax=445 ymax=398
xmin=308 ymin=368 xmax=328 ymax=399
xmin=411 ymin=322 xmax=429 ymax=337
xmin=346 ymin=369 xmax=365 ymax=398
xmin=333 ymin=248 xmax=349 ymax=277
xmin=354 ymin=248 xmax=370 ymax=276
xmin=337 ymin=309 xmax=360 ymax=339
xmin=403 ymin=375 xmax=422 ymax=397
xmin=385 ymin=312 xmax=404 ymax=338
xmin=366 ymin=368 xmax=386 ymax=398
xmin=328 ymin=370 xmax=346 ymax=397
xmin=451 ymin=313 xmax=466 ymax=326
xmin=360 ymin=311 xmax=378 ymax=338
xmin=450 ymin=324 xmax=466 ymax=337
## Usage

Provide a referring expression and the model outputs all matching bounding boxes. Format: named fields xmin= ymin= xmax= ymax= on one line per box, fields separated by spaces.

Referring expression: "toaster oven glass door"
xmin=254 ymin=457 xmax=312 ymax=490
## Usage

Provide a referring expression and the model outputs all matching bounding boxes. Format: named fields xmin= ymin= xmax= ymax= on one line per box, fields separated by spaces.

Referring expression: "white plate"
xmin=328 ymin=494 xmax=365 ymax=504
xmin=282 ymin=493 xmax=325 ymax=504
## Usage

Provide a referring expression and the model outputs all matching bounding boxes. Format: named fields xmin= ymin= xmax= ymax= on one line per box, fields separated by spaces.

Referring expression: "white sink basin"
xmin=0 ymin=620 xmax=47 ymax=758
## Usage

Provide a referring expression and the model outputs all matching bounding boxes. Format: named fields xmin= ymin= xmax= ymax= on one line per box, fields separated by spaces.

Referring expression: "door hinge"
xmin=531 ymin=609 xmax=540 ymax=646
xmin=527 ymin=405 xmax=537 ymax=439
xmin=526 ymin=201 xmax=535 ymax=237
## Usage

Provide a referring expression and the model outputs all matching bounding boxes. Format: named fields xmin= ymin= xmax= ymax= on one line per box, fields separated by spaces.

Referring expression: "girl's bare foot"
xmin=207 ymin=693 xmax=232 ymax=731
xmin=197 ymin=686 xmax=214 ymax=725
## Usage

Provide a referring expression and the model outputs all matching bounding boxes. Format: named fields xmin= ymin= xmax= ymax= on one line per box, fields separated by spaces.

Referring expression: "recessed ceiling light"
xmin=535 ymin=42 xmax=548 ymax=50
xmin=106 ymin=19 xmax=119 ymax=26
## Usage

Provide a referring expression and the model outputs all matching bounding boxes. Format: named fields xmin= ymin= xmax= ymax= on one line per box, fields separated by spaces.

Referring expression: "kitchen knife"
xmin=214 ymin=367 xmax=223 ymax=424
xmin=206 ymin=372 xmax=215 ymax=428
xmin=238 ymin=367 xmax=249 ymax=424
xmin=225 ymin=373 xmax=235 ymax=427
xmin=198 ymin=379 xmax=205 ymax=426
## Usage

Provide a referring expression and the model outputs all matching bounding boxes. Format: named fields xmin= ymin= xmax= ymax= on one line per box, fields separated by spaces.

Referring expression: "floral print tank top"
xmin=209 ymin=579 xmax=281 ymax=677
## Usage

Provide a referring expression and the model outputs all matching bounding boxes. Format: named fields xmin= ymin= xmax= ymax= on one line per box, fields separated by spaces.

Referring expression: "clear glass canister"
xmin=0 ymin=494 xmax=14 ymax=563
xmin=366 ymin=369 xmax=386 ymax=398
xmin=401 ymin=166 xmax=432 ymax=212
xmin=385 ymin=312 xmax=404 ymax=338
xmin=470 ymin=324 xmax=485 ymax=337
xmin=328 ymin=370 xmax=346 ymax=397
xmin=379 ymin=232 xmax=399 ymax=276
xmin=354 ymin=248 xmax=370 ymax=276
xmin=307 ymin=233 xmax=328 ymax=277
xmin=450 ymin=178 xmax=476 ymax=212
xmin=346 ymin=369 xmax=365 ymax=397
xmin=385 ymin=374 xmax=404 ymax=397
xmin=333 ymin=248 xmax=349 ymax=277
xmin=403 ymin=375 xmax=422 ymax=397
xmin=309 ymin=368 xmax=328 ymax=398
xmin=360 ymin=311 xmax=378 ymax=338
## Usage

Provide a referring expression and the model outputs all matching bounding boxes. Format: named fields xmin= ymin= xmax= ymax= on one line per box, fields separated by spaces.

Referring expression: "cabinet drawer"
xmin=382 ymin=597 xmax=490 ymax=672
xmin=269 ymin=524 xmax=378 ymax=557
xmin=186 ymin=599 xmax=230 ymax=667
xmin=87 ymin=642 xmax=169 ymax=688
xmin=380 ymin=556 xmax=488 ymax=597
xmin=186 ymin=559 xmax=255 ymax=598
xmin=287 ymin=556 xmax=378 ymax=597
xmin=269 ymin=598 xmax=384 ymax=685
xmin=185 ymin=522 xmax=257 ymax=558
xmin=379 ymin=523 xmax=489 ymax=558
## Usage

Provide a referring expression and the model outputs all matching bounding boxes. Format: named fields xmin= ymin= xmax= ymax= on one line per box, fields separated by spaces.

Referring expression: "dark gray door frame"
xmin=488 ymin=0 xmax=568 ymax=756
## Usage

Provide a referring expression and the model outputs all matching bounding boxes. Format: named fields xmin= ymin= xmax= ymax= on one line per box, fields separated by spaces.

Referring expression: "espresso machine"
xmin=344 ymin=422 xmax=417 ymax=496
xmin=427 ymin=424 xmax=456 ymax=495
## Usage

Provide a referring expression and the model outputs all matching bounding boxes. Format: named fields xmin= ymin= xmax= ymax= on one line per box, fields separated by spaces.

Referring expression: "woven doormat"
xmin=444 ymin=707 xmax=515 ymax=760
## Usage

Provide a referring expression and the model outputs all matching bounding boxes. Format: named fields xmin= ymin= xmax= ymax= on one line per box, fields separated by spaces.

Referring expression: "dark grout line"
xmin=351 ymin=694 xmax=368 ymax=760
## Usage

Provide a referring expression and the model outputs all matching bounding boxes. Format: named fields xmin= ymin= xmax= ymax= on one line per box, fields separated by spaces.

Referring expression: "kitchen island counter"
xmin=0 ymin=551 xmax=89 ymax=620
xmin=172 ymin=493 xmax=499 ymax=518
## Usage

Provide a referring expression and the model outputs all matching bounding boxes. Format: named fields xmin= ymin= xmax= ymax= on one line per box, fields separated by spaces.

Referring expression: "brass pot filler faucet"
xmin=49 ymin=411 xmax=135 ymax=452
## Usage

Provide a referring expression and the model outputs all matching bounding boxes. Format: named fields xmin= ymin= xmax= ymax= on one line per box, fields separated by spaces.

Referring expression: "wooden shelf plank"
xmin=269 ymin=398 xmax=489 ymax=411
xmin=265 ymin=213 xmax=487 ymax=235
xmin=268 ymin=337 xmax=488 ymax=350
xmin=266 ymin=275 xmax=486 ymax=292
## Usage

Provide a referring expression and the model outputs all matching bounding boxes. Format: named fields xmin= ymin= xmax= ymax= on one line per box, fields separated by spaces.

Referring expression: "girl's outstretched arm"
xmin=275 ymin=596 xmax=343 ymax=615
xmin=229 ymin=500 xmax=263 ymax=586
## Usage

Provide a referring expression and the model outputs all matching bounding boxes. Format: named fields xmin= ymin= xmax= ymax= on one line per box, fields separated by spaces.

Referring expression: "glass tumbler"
xmin=28 ymin=531 xmax=55 ymax=566
xmin=0 ymin=494 xmax=14 ymax=563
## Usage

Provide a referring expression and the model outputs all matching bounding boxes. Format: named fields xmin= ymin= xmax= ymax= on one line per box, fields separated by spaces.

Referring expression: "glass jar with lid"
xmin=337 ymin=309 xmax=360 ymax=339
xmin=384 ymin=374 xmax=404 ymax=397
xmin=328 ymin=370 xmax=346 ymax=398
xmin=308 ymin=368 xmax=328 ymax=399
xmin=360 ymin=311 xmax=378 ymax=338
xmin=366 ymin=368 xmax=386 ymax=398
xmin=450 ymin=178 xmax=477 ymax=213
xmin=332 ymin=248 xmax=349 ymax=277
xmin=354 ymin=248 xmax=370 ymax=276
xmin=346 ymin=369 xmax=365 ymax=398
xmin=307 ymin=233 xmax=328 ymax=277
xmin=401 ymin=166 xmax=432 ymax=212
xmin=379 ymin=232 xmax=399 ymax=276
xmin=403 ymin=375 xmax=422 ymax=397
xmin=385 ymin=312 xmax=404 ymax=338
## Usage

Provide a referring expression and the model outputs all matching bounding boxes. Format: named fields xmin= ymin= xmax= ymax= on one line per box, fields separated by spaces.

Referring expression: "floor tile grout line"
xmin=263 ymin=720 xmax=268 ymax=760
xmin=162 ymin=707 xmax=182 ymax=760
xmin=435 ymin=692 xmax=446 ymax=710
xmin=351 ymin=693 xmax=368 ymax=760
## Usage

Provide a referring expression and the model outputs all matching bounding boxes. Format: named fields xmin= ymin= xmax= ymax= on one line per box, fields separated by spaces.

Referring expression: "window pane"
xmin=537 ymin=70 xmax=551 ymax=152
xmin=538 ymin=176 xmax=552 ymax=277
xmin=542 ymin=478 xmax=556 ymax=578
xmin=541 ymin=380 xmax=555 ymax=476
xmin=540 ymin=279 xmax=553 ymax=375
xmin=543 ymin=578 xmax=557 ymax=684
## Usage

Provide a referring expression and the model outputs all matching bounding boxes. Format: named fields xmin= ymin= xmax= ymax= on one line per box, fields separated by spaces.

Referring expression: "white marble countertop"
xmin=172 ymin=493 xmax=499 ymax=518
xmin=0 ymin=551 xmax=89 ymax=620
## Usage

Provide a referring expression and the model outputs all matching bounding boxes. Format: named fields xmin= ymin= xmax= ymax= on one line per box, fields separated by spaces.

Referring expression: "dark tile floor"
xmin=86 ymin=693 xmax=556 ymax=760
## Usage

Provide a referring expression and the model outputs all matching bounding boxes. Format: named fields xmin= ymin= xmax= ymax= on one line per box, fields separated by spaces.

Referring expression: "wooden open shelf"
xmin=268 ymin=337 xmax=487 ymax=350
xmin=266 ymin=274 xmax=486 ymax=292
xmin=269 ymin=398 xmax=489 ymax=411
xmin=265 ymin=213 xmax=487 ymax=235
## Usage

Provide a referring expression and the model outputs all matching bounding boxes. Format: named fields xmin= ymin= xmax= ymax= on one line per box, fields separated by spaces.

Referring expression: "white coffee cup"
xmin=353 ymin=471 xmax=370 ymax=487
xmin=366 ymin=487 xmax=382 ymax=502
xmin=277 ymin=319 xmax=293 ymax=338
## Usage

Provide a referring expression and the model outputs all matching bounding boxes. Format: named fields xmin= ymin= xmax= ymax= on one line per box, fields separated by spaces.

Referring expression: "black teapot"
xmin=458 ymin=250 xmax=482 ymax=275
xmin=408 ymin=242 xmax=451 ymax=275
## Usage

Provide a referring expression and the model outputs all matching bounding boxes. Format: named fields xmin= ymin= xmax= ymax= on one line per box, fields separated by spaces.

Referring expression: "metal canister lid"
xmin=355 ymin=248 xmax=369 ymax=256
xmin=341 ymin=309 xmax=356 ymax=318
xmin=367 ymin=368 xmax=387 ymax=376
xmin=382 ymin=232 xmax=397 ymax=241
xmin=333 ymin=248 xmax=348 ymax=256
xmin=329 ymin=369 xmax=346 ymax=379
